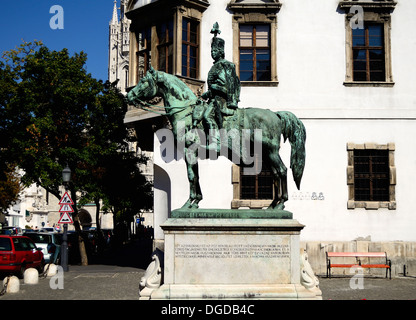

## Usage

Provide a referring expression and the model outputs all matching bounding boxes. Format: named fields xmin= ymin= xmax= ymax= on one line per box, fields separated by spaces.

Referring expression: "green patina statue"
xmin=126 ymin=22 xmax=306 ymax=212
xmin=194 ymin=22 xmax=241 ymax=152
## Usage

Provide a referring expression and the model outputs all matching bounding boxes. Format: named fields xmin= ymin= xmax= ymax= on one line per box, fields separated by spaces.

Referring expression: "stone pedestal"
xmin=143 ymin=209 xmax=321 ymax=300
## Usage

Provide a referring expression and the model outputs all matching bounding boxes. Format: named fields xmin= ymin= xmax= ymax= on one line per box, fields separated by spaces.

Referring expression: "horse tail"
xmin=276 ymin=111 xmax=306 ymax=189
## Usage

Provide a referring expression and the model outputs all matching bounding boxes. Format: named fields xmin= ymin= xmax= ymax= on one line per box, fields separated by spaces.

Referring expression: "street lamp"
xmin=62 ymin=165 xmax=71 ymax=184
xmin=61 ymin=165 xmax=71 ymax=272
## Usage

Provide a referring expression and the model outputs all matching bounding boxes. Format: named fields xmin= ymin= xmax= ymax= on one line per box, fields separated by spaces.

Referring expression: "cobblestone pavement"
xmin=318 ymin=275 xmax=416 ymax=300
xmin=1 ymin=237 xmax=415 ymax=301
xmin=0 ymin=264 xmax=145 ymax=300
xmin=2 ymin=271 xmax=415 ymax=300
xmin=0 ymin=238 xmax=152 ymax=300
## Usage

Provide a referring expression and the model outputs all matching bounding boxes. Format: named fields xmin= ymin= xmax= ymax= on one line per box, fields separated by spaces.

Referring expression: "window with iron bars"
xmin=353 ymin=149 xmax=389 ymax=201
xmin=347 ymin=143 xmax=396 ymax=210
xmin=240 ymin=159 xmax=273 ymax=200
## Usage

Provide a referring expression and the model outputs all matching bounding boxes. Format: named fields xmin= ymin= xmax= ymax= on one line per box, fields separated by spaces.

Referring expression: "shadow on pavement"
xmin=318 ymin=275 xmax=416 ymax=300
xmin=73 ymin=238 xmax=153 ymax=270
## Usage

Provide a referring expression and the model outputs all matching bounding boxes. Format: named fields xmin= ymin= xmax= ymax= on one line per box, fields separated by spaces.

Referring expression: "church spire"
xmin=110 ymin=0 xmax=118 ymax=25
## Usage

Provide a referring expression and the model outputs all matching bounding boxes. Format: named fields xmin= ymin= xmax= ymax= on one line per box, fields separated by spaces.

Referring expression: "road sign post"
xmin=61 ymin=224 xmax=69 ymax=272
xmin=59 ymin=191 xmax=74 ymax=272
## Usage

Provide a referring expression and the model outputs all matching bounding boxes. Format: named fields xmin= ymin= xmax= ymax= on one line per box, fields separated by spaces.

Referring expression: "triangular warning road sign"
xmin=59 ymin=192 xmax=74 ymax=205
xmin=58 ymin=212 xmax=73 ymax=224
xmin=59 ymin=204 xmax=74 ymax=213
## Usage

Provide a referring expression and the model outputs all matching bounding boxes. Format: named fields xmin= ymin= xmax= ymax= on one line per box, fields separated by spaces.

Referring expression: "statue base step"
xmin=171 ymin=208 xmax=293 ymax=219
xmin=140 ymin=215 xmax=321 ymax=300
xmin=151 ymin=283 xmax=321 ymax=300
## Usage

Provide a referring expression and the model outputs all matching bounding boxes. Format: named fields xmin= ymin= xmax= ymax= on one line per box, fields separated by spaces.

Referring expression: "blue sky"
xmin=0 ymin=0 xmax=116 ymax=82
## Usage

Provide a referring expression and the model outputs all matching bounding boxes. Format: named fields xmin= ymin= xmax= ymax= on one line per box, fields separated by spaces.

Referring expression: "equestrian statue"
xmin=126 ymin=23 xmax=306 ymax=211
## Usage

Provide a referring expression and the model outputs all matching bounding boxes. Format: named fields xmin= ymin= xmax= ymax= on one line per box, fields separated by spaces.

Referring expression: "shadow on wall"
xmin=153 ymin=164 xmax=171 ymax=241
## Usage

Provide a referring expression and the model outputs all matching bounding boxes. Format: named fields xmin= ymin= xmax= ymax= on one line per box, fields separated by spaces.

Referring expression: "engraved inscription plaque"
xmin=173 ymin=234 xmax=295 ymax=284
xmin=175 ymin=243 xmax=290 ymax=259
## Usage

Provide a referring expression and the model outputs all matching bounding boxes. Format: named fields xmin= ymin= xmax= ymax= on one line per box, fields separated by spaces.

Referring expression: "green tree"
xmin=0 ymin=44 xmax=27 ymax=220
xmin=2 ymin=41 xmax=101 ymax=264
xmin=77 ymin=82 xmax=153 ymax=247
xmin=0 ymin=164 xmax=23 ymax=217
xmin=1 ymin=42 xmax=152 ymax=263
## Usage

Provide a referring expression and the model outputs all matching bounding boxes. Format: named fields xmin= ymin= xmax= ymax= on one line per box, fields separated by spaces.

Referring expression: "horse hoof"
xmin=190 ymin=202 xmax=199 ymax=210
xmin=181 ymin=201 xmax=193 ymax=209
xmin=276 ymin=203 xmax=285 ymax=210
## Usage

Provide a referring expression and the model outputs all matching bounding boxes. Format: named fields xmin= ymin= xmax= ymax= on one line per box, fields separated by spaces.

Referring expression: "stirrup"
xmin=221 ymin=109 xmax=235 ymax=116
xmin=204 ymin=142 xmax=220 ymax=152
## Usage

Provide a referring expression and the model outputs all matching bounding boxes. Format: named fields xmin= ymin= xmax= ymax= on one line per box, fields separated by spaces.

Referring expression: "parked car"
xmin=0 ymin=229 xmax=13 ymax=235
xmin=1 ymin=226 xmax=23 ymax=235
xmin=101 ymin=229 xmax=113 ymax=246
xmin=56 ymin=231 xmax=97 ymax=264
xmin=39 ymin=227 xmax=54 ymax=233
xmin=0 ymin=235 xmax=44 ymax=278
xmin=23 ymin=232 xmax=61 ymax=264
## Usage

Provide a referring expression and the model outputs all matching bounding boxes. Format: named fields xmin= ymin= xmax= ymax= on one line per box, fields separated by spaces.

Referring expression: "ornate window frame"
xmin=126 ymin=0 xmax=208 ymax=92
xmin=347 ymin=142 xmax=396 ymax=210
xmin=227 ymin=0 xmax=281 ymax=87
xmin=338 ymin=1 xmax=397 ymax=87
xmin=231 ymin=164 xmax=273 ymax=209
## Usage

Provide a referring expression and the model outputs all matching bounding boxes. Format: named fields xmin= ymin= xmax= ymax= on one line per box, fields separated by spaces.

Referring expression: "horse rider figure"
xmin=193 ymin=22 xmax=241 ymax=152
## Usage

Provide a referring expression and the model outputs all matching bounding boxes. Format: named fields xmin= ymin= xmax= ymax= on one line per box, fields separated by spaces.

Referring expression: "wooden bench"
xmin=326 ymin=252 xmax=391 ymax=279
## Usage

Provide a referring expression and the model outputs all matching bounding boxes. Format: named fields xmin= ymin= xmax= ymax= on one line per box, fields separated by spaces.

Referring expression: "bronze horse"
xmin=126 ymin=68 xmax=306 ymax=210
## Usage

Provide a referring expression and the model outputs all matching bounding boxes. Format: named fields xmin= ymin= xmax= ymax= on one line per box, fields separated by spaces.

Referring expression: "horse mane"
xmin=153 ymin=70 xmax=197 ymax=102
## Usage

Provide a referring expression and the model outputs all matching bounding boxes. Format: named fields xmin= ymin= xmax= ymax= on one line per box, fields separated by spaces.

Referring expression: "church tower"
xmin=108 ymin=0 xmax=130 ymax=93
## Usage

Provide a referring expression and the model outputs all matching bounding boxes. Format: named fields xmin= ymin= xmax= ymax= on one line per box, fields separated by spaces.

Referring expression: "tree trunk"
xmin=95 ymin=198 xmax=105 ymax=253
xmin=71 ymin=188 xmax=88 ymax=266
xmin=95 ymin=198 xmax=101 ymax=232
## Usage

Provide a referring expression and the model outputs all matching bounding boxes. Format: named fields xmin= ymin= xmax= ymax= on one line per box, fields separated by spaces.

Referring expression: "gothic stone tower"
xmin=108 ymin=0 xmax=130 ymax=93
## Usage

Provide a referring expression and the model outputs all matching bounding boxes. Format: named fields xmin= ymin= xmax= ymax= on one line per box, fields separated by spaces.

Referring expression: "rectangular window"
xmin=240 ymin=161 xmax=273 ymax=200
xmin=0 ymin=238 xmax=12 ymax=251
xmin=353 ymin=149 xmax=389 ymax=201
xmin=352 ymin=23 xmax=385 ymax=82
xmin=340 ymin=1 xmax=395 ymax=86
xmin=182 ymin=18 xmax=199 ymax=79
xmin=136 ymin=27 xmax=151 ymax=82
xmin=239 ymin=24 xmax=271 ymax=82
xmin=129 ymin=1 xmax=208 ymax=87
xmin=157 ymin=19 xmax=174 ymax=74
xmin=12 ymin=238 xmax=34 ymax=251
xmin=347 ymin=143 xmax=396 ymax=210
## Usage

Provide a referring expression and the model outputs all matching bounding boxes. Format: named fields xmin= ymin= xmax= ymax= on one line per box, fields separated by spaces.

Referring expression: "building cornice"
xmin=126 ymin=0 xmax=209 ymax=31
xmin=126 ymin=0 xmax=209 ymax=20
xmin=338 ymin=1 xmax=397 ymax=13
xmin=227 ymin=0 xmax=281 ymax=13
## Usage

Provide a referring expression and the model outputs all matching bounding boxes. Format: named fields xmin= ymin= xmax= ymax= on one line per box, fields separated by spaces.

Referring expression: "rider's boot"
xmin=203 ymin=117 xmax=221 ymax=153
xmin=205 ymin=134 xmax=221 ymax=152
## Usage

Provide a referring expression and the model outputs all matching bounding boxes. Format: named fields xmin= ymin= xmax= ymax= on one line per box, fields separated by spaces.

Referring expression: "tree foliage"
xmin=0 ymin=44 xmax=27 ymax=214
xmin=1 ymin=41 xmax=153 ymax=262
xmin=0 ymin=164 xmax=23 ymax=215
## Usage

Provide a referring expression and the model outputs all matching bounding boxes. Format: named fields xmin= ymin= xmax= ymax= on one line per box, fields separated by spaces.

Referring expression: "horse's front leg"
xmin=266 ymin=151 xmax=288 ymax=211
xmin=275 ymin=176 xmax=288 ymax=210
xmin=268 ymin=179 xmax=281 ymax=210
xmin=182 ymin=147 xmax=203 ymax=209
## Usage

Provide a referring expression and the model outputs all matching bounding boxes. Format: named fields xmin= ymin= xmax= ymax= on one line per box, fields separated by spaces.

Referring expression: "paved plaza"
xmin=1 ymin=267 xmax=415 ymax=300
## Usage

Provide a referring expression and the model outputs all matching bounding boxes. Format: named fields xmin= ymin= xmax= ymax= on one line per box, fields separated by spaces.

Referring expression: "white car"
xmin=23 ymin=232 xmax=61 ymax=264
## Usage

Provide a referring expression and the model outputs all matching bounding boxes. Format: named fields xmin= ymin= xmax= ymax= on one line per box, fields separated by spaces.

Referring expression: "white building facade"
xmin=3 ymin=182 xmax=113 ymax=232
xmin=109 ymin=0 xmax=131 ymax=93
xmin=124 ymin=0 xmax=416 ymax=275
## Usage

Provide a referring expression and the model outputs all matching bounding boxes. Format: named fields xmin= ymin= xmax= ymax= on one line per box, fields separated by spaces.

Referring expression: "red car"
xmin=0 ymin=235 xmax=44 ymax=277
